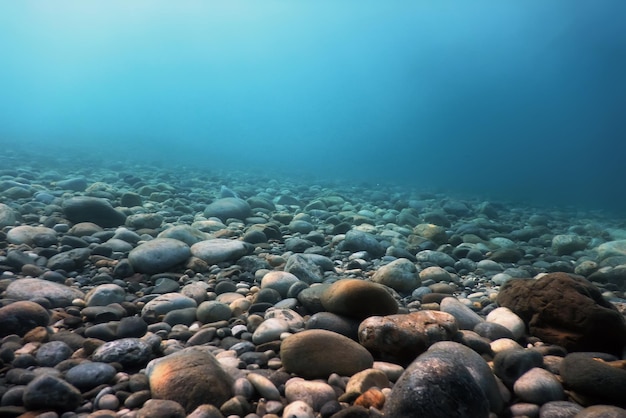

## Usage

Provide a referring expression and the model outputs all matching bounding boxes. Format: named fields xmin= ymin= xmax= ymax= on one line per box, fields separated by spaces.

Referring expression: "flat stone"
xmin=5 ymin=278 xmax=84 ymax=308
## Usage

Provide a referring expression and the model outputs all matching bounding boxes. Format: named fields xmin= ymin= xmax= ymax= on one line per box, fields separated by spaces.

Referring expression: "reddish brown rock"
xmin=497 ymin=273 xmax=626 ymax=355
xmin=358 ymin=310 xmax=457 ymax=366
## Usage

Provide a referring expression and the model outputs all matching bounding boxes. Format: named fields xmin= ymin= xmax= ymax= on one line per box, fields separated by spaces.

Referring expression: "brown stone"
xmin=358 ymin=310 xmax=458 ymax=366
xmin=320 ymin=279 xmax=398 ymax=320
xmin=497 ymin=273 xmax=626 ymax=355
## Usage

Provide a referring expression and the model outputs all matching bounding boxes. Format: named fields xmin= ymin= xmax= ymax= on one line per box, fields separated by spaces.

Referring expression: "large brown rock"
xmin=497 ymin=273 xmax=626 ymax=355
xmin=146 ymin=347 xmax=234 ymax=413
xmin=358 ymin=310 xmax=458 ymax=366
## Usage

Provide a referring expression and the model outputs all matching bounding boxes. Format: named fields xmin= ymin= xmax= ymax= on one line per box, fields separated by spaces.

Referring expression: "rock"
xmin=344 ymin=368 xmax=390 ymax=396
xmin=474 ymin=322 xmax=515 ymax=341
xmin=5 ymin=278 xmax=85 ymax=308
xmin=305 ymin=312 xmax=361 ymax=340
xmin=158 ymin=225 xmax=209 ymax=246
xmin=424 ymin=341 xmax=504 ymax=414
xmin=284 ymin=254 xmax=324 ymax=284
xmin=560 ymin=353 xmax=626 ymax=406
xmin=85 ymin=283 xmax=126 ymax=306
xmin=63 ymin=196 xmax=127 ymax=227
xmin=339 ymin=230 xmax=386 ymax=258
xmin=0 ymin=203 xmax=17 ymax=228
xmin=196 ymin=301 xmax=231 ymax=323
xmin=190 ymin=239 xmax=251 ymax=265
xmin=65 ymin=362 xmax=118 ymax=390
xmin=358 ymin=310 xmax=458 ymax=366
xmin=142 ymin=293 xmax=197 ymax=319
xmin=92 ymin=338 xmax=153 ymax=368
xmin=55 ymin=176 xmax=88 ymax=191
xmin=416 ymin=250 xmax=456 ymax=267
xmin=539 ymin=401 xmax=584 ymax=418
xmin=285 ymin=378 xmax=336 ymax=411
xmin=129 ymin=238 xmax=191 ymax=274
xmin=371 ymin=258 xmax=420 ymax=293
xmin=282 ymin=400 xmax=315 ymax=418
xmin=419 ymin=265 xmax=452 ymax=282
xmin=6 ymin=225 xmax=57 ymax=245
xmin=597 ymin=240 xmax=626 ymax=261
xmin=413 ymin=223 xmax=448 ymax=244
xmin=383 ymin=354 xmax=489 ymax=417
xmin=497 ymin=273 xmax=626 ymax=355
xmin=493 ymin=348 xmax=544 ymax=387
xmin=246 ymin=373 xmax=281 ymax=401
xmin=261 ymin=271 xmax=301 ymax=297
xmin=22 ymin=374 xmax=82 ymax=411
xmin=203 ymin=197 xmax=252 ymax=222
xmin=575 ymin=405 xmax=626 ymax=418
xmin=126 ymin=213 xmax=164 ymax=229
xmin=47 ymin=247 xmax=91 ymax=270
xmin=320 ymin=279 xmax=398 ymax=320
xmin=552 ymin=234 xmax=587 ymax=256
xmin=146 ymin=347 xmax=234 ymax=413
xmin=137 ymin=399 xmax=186 ymax=418
xmin=35 ymin=340 xmax=73 ymax=367
xmin=252 ymin=317 xmax=290 ymax=344
xmin=486 ymin=306 xmax=526 ymax=340
xmin=281 ymin=329 xmax=373 ymax=379
xmin=440 ymin=297 xmax=484 ymax=330
xmin=0 ymin=300 xmax=50 ymax=338
xmin=514 ymin=367 xmax=564 ymax=404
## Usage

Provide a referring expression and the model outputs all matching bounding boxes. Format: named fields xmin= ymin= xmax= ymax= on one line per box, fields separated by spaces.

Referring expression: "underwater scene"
xmin=1 ymin=1 xmax=626 ymax=417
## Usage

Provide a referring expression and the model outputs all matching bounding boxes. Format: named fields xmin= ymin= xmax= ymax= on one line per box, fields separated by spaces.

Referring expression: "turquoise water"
xmin=1 ymin=1 xmax=624 ymax=211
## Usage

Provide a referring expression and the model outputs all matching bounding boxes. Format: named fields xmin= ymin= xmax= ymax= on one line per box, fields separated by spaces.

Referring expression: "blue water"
xmin=1 ymin=1 xmax=625 ymax=212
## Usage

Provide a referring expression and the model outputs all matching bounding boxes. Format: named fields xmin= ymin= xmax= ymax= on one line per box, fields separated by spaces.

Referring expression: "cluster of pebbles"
xmin=1 ymin=155 xmax=626 ymax=418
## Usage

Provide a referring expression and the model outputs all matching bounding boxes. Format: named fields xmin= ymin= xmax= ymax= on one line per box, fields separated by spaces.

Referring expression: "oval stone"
xmin=128 ymin=238 xmax=191 ymax=274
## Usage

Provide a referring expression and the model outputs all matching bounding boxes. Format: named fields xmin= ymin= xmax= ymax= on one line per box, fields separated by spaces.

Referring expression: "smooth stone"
xmin=0 ymin=300 xmax=50 ymax=338
xmin=129 ymin=238 xmax=191 ymax=274
xmin=490 ymin=338 xmax=523 ymax=354
xmin=493 ymin=348 xmax=544 ymax=387
xmin=252 ymin=317 xmax=290 ymax=344
xmin=91 ymin=338 xmax=153 ymax=368
xmin=35 ymin=341 xmax=73 ymax=367
xmin=284 ymin=254 xmax=324 ymax=284
xmin=596 ymin=240 xmax=626 ymax=261
xmin=85 ymin=283 xmax=126 ymax=306
xmin=125 ymin=213 xmax=164 ymax=229
xmin=246 ymin=372 xmax=281 ymax=401
xmin=5 ymin=278 xmax=84 ymax=308
xmin=474 ymin=322 xmax=515 ymax=341
xmin=158 ymin=225 xmax=209 ymax=246
xmin=0 ymin=202 xmax=17 ymax=228
xmin=372 ymin=258 xmax=420 ymax=293
xmin=339 ymin=230 xmax=386 ymax=258
xmin=497 ymin=273 xmax=626 ymax=355
xmin=486 ymin=306 xmax=526 ymax=340
xmin=305 ymin=312 xmax=360 ymax=340
xmin=203 ymin=197 xmax=252 ymax=222
xmin=282 ymin=400 xmax=315 ymax=418
xmin=416 ymin=250 xmax=456 ymax=267
xmin=539 ymin=401 xmax=584 ymax=418
xmin=264 ymin=308 xmax=305 ymax=331
xmin=190 ymin=239 xmax=251 ymax=265
xmin=196 ymin=301 xmax=232 ymax=323
xmin=145 ymin=347 xmax=234 ymax=413
xmin=358 ymin=310 xmax=458 ymax=366
xmin=560 ymin=352 xmax=626 ymax=406
xmin=141 ymin=293 xmax=197 ymax=318
xmin=102 ymin=238 xmax=134 ymax=252
xmin=440 ymin=297 xmax=484 ymax=330
xmin=383 ymin=354 xmax=489 ymax=417
xmin=55 ymin=176 xmax=87 ymax=191
xmin=320 ymin=278 xmax=398 ymax=320
xmin=62 ymin=196 xmax=127 ymax=228
xmin=261 ymin=271 xmax=300 ymax=297
xmin=22 ymin=374 xmax=82 ymax=411
xmin=514 ymin=367 xmax=564 ymax=405
xmin=425 ymin=341 xmax=504 ymax=413
xmin=186 ymin=404 xmax=225 ymax=418
xmin=419 ymin=265 xmax=452 ymax=283
xmin=575 ymin=405 xmax=626 ymax=418
xmin=281 ymin=329 xmax=373 ymax=379
xmin=6 ymin=225 xmax=57 ymax=245
xmin=164 ymin=307 xmax=198 ymax=326
xmin=344 ymin=368 xmax=390 ymax=396
xmin=285 ymin=378 xmax=336 ymax=411
xmin=47 ymin=247 xmax=92 ymax=271
xmin=65 ymin=362 xmax=117 ymax=390
xmin=552 ymin=234 xmax=587 ymax=256
xmin=413 ymin=223 xmax=448 ymax=244
xmin=137 ymin=399 xmax=186 ymax=418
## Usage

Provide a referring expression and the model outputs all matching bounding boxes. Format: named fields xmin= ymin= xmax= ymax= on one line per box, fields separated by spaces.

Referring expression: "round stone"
xmin=372 ymin=258 xmax=420 ymax=293
xmin=485 ymin=307 xmax=526 ymax=340
xmin=196 ymin=300 xmax=232 ymax=323
xmin=320 ymin=279 xmax=398 ymax=320
xmin=91 ymin=338 xmax=153 ymax=368
xmin=261 ymin=271 xmax=300 ymax=298
xmin=285 ymin=378 xmax=337 ymax=411
xmin=23 ymin=374 xmax=82 ymax=411
xmin=128 ymin=238 xmax=191 ymax=274
xmin=0 ymin=300 xmax=50 ymax=338
xmin=190 ymin=239 xmax=251 ymax=265
xmin=203 ymin=197 xmax=251 ymax=222
xmin=281 ymin=329 xmax=373 ymax=379
xmin=85 ymin=283 xmax=126 ymax=307
xmin=65 ymin=362 xmax=117 ymax=390
xmin=513 ymin=367 xmax=564 ymax=404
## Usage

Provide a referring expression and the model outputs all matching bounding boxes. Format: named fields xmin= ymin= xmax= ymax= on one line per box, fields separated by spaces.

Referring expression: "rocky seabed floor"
xmin=1 ymin=154 xmax=626 ymax=418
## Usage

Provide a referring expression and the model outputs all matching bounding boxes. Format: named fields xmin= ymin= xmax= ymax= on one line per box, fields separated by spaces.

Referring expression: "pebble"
xmin=486 ymin=306 xmax=526 ymax=340
xmin=371 ymin=258 xmax=420 ymax=293
xmin=319 ymin=278 xmax=398 ymax=319
xmin=513 ymin=367 xmax=564 ymax=404
xmin=285 ymin=378 xmax=337 ymax=411
xmin=440 ymin=296 xmax=484 ymax=330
